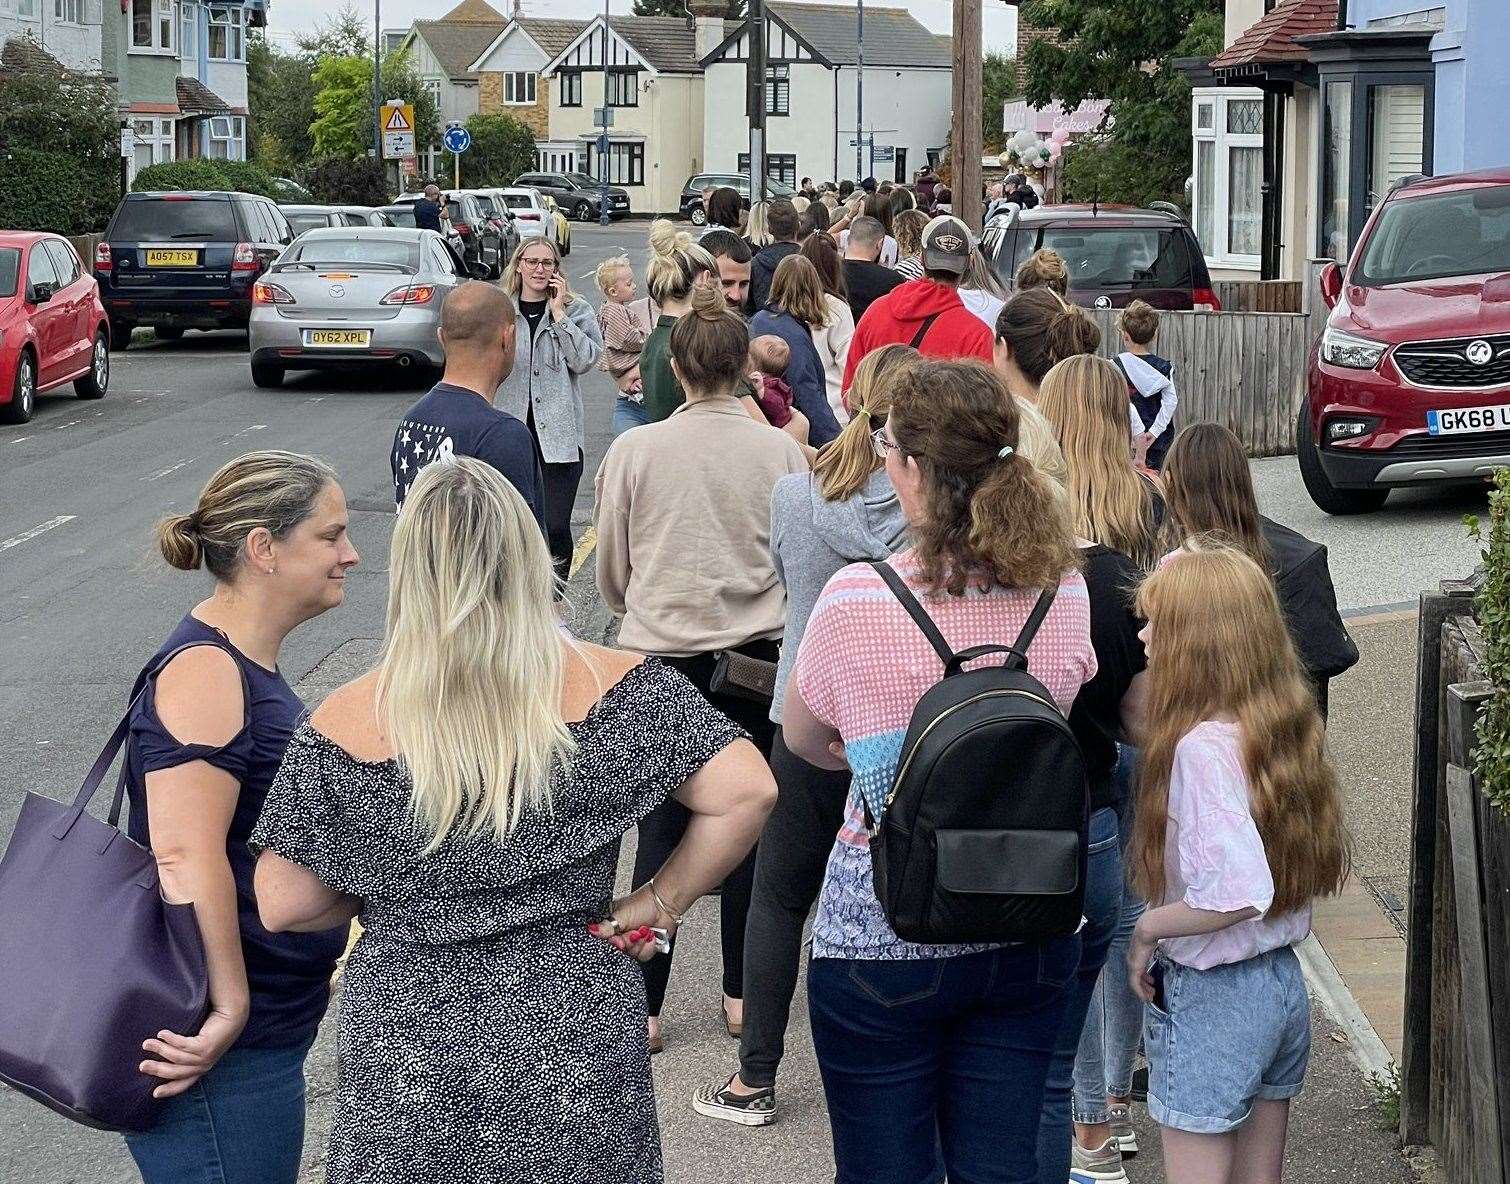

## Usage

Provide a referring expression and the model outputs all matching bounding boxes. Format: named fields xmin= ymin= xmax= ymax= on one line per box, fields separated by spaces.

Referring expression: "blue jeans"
xmin=1072 ymin=747 xmax=1149 ymax=1125
xmin=123 ymin=1038 xmax=313 ymax=1184
xmin=1035 ymin=806 xmax=1125 ymax=1184
xmin=611 ymin=395 xmax=650 ymax=436
xmin=810 ymin=938 xmax=1080 ymax=1184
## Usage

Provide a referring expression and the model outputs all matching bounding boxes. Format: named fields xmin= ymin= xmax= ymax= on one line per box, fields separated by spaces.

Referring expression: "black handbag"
xmin=708 ymin=648 xmax=778 ymax=705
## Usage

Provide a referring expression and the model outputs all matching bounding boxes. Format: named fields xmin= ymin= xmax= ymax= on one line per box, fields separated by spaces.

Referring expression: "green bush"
xmin=301 ymin=157 xmax=389 ymax=206
xmin=0 ymin=147 xmax=118 ymax=236
xmin=464 ymin=113 xmax=537 ymax=188
xmin=1472 ymin=469 xmax=1510 ymax=811
xmin=214 ymin=160 xmax=281 ymax=198
xmin=131 ymin=158 xmax=280 ymax=198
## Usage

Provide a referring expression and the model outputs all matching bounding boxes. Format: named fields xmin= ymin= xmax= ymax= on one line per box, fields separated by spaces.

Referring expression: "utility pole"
xmin=951 ymin=0 xmax=982 ymax=229
xmin=855 ymin=0 xmax=863 ymax=183
xmin=373 ymin=0 xmax=382 ymax=165
xmin=748 ymin=0 xmax=767 ymax=203
xmin=598 ymin=0 xmax=610 ymax=224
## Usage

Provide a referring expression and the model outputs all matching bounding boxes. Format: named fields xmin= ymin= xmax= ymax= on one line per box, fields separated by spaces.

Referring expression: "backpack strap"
xmin=908 ymin=312 xmax=942 ymax=350
xmin=1007 ymin=586 xmax=1058 ymax=669
xmin=870 ymin=561 xmax=955 ymax=672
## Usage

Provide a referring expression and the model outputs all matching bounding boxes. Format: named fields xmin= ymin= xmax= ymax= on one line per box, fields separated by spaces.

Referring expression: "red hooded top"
xmin=841 ymin=278 xmax=995 ymax=393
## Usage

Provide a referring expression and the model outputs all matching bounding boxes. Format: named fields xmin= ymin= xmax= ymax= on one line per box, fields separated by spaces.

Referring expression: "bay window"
xmin=207 ymin=115 xmax=245 ymax=161
xmin=1190 ymin=87 xmax=1263 ymax=269
xmin=207 ymin=5 xmax=245 ymax=62
xmin=180 ymin=0 xmax=196 ymax=59
xmin=131 ymin=117 xmax=174 ymax=178
xmin=131 ymin=0 xmax=174 ymax=52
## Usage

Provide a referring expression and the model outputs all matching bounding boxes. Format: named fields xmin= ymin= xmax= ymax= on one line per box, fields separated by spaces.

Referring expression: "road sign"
xmin=119 ymin=126 xmax=134 ymax=159
xmin=381 ymin=102 xmax=415 ymax=159
xmin=873 ymin=145 xmax=895 ymax=162
xmin=443 ymin=125 xmax=472 ymax=154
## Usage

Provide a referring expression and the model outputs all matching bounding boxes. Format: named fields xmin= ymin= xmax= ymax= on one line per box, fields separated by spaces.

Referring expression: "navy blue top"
xmin=392 ymin=381 xmax=544 ymax=523
xmin=1122 ymin=352 xmax=1176 ymax=467
xmin=412 ymin=197 xmax=443 ymax=232
xmin=125 ymin=615 xmax=347 ymax=1050
xmin=748 ymin=308 xmax=843 ymax=446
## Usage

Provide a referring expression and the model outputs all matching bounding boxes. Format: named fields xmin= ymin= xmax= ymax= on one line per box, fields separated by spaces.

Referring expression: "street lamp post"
xmin=373 ymin=0 xmax=382 ymax=165
xmin=855 ymin=0 xmax=863 ymax=183
xmin=598 ymin=0 xmax=610 ymax=225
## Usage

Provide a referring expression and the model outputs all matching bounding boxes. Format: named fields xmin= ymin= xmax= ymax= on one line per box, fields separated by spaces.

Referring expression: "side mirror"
xmin=1319 ymin=261 xmax=1343 ymax=309
xmin=29 ymin=282 xmax=54 ymax=305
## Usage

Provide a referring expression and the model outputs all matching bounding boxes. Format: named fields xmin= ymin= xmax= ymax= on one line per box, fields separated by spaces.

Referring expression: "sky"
xmin=262 ymin=0 xmax=1019 ymax=56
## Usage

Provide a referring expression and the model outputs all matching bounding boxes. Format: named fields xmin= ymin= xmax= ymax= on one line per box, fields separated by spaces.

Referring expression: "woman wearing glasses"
xmin=497 ymin=237 xmax=604 ymax=583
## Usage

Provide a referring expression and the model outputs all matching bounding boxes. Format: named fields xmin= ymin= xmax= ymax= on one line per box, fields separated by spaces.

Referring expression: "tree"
xmin=982 ymin=52 xmax=1016 ymax=149
xmin=633 ymin=0 xmax=746 ymax=17
xmin=309 ymin=51 xmax=438 ymax=162
xmin=304 ymin=157 xmax=389 ymax=205
xmin=464 ymin=113 xmax=538 ymax=187
xmin=1019 ymin=0 xmax=1222 ymax=206
xmin=298 ymin=3 xmax=371 ymax=58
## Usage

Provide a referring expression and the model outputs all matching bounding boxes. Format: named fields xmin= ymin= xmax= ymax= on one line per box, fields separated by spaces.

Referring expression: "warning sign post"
xmin=381 ymin=101 xmax=415 ymax=159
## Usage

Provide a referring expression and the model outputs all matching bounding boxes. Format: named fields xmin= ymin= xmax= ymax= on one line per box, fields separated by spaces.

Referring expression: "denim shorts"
xmin=1145 ymin=945 xmax=1310 ymax=1134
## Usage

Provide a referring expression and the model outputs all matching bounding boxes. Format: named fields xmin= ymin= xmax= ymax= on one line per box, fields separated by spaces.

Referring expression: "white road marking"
xmin=142 ymin=426 xmax=267 ymax=482
xmin=145 ymin=460 xmax=190 ymax=482
xmin=9 ymin=437 xmax=29 ymax=444
xmin=51 ymin=419 xmax=82 ymax=430
xmin=0 ymin=515 xmax=75 ymax=552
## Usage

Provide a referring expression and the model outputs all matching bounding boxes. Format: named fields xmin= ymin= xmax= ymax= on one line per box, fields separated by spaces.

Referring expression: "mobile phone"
xmin=1150 ymin=961 xmax=1168 ymax=1012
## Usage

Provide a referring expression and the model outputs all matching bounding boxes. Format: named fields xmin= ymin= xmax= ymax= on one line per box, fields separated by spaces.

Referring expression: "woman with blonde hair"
xmin=122 ymin=452 xmax=359 ymax=1183
xmin=253 ymin=456 xmax=775 ymax=1183
xmin=1017 ymin=248 xmax=1070 ymax=297
xmin=892 ymin=207 xmax=929 ymax=279
xmin=797 ymin=234 xmax=855 ymax=425
xmin=694 ymin=343 xmax=919 ymax=1127
xmin=1127 ymin=545 xmax=1350 ymax=1184
xmin=497 ymin=234 xmax=603 ymax=580
xmin=750 ymin=254 xmax=844 ymax=445
xmin=745 ymin=199 xmax=773 ymax=249
xmin=596 ymin=282 xmax=807 ymax=1056
xmin=1039 ymin=354 xmax=1164 ymax=571
xmin=635 ymin=219 xmax=717 ymax=425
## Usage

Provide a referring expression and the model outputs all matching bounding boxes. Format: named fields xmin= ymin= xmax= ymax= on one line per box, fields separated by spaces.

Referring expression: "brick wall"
xmin=478 ymin=72 xmax=550 ymax=137
xmin=1015 ymin=15 xmax=1065 ymax=89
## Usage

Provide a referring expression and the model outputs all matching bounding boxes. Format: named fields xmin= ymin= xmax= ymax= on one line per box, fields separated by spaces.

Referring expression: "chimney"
xmin=688 ymin=0 xmax=726 ymax=62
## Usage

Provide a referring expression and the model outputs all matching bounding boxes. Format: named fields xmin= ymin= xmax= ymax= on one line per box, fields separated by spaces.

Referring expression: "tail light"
xmin=94 ymin=241 xmax=112 ymax=272
xmin=518 ymin=212 xmax=540 ymax=221
xmin=232 ymin=242 xmax=259 ymax=273
xmin=1193 ymin=286 xmax=1222 ymax=312
xmin=252 ymin=280 xmax=294 ymax=305
xmin=380 ymin=284 xmax=436 ymax=306
xmin=454 ymin=223 xmax=472 ymax=237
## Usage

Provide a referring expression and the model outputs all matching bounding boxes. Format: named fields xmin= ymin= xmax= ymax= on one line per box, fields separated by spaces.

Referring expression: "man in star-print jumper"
xmin=390 ymin=282 xmax=543 ymax=522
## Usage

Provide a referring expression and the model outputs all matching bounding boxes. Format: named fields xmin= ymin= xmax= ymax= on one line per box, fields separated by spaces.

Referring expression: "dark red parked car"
xmin=1301 ymin=169 xmax=1510 ymax=513
xmin=0 ymin=232 xmax=111 ymax=425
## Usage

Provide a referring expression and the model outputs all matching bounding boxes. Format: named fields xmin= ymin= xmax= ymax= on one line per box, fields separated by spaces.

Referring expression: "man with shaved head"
xmin=390 ymin=280 xmax=542 ymax=521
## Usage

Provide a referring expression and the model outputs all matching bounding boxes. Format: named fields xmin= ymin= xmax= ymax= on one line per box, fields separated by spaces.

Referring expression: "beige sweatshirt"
xmin=594 ymin=395 xmax=810 ymax=656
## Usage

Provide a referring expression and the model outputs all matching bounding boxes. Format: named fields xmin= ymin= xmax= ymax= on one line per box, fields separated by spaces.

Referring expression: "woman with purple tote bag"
xmin=119 ymin=452 xmax=359 ymax=1182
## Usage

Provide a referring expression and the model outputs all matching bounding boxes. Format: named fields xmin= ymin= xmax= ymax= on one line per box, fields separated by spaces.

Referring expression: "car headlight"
xmin=1321 ymin=326 xmax=1387 ymax=370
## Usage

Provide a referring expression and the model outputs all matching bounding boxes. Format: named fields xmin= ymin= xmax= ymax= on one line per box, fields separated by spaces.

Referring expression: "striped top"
xmin=794 ymin=551 xmax=1096 ymax=960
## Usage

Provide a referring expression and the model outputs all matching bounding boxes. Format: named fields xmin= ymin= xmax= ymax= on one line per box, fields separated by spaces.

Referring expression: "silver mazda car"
xmin=248 ymin=227 xmax=481 ymax=388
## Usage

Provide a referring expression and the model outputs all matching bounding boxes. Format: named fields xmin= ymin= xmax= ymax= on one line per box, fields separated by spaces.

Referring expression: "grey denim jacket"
xmin=496 ymin=295 xmax=604 ymax=464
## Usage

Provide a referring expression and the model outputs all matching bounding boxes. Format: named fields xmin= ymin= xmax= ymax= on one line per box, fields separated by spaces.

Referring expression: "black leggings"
xmin=738 ymin=731 xmax=850 ymax=1087
xmin=539 ymin=453 xmax=583 ymax=583
xmin=633 ymin=642 xmax=779 ymax=1017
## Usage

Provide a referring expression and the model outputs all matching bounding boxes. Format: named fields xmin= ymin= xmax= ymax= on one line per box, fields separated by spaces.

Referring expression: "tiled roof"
xmin=1209 ymin=0 xmax=1338 ymax=71
xmin=768 ymin=3 xmax=951 ymax=68
xmin=176 ymin=76 xmax=231 ymax=114
xmin=514 ymin=18 xmax=589 ymax=62
xmin=439 ymin=0 xmax=506 ymax=23
xmin=0 ymin=34 xmax=66 ymax=75
xmin=412 ymin=18 xmax=508 ymax=78
xmin=606 ymin=15 xmax=736 ymax=74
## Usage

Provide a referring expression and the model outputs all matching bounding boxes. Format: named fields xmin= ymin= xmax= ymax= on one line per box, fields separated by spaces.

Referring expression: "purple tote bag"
xmin=0 ymin=645 xmax=215 ymax=1132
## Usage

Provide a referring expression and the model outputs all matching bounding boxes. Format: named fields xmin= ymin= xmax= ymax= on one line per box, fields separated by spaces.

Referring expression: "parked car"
xmin=979 ymin=204 xmax=1219 ymax=312
xmin=95 ymin=190 xmax=292 ymax=346
xmin=247 ymin=227 xmax=480 ymax=388
xmin=0 ymin=232 xmax=110 ymax=424
xmin=514 ymin=171 xmax=630 ymax=221
xmin=280 ymin=205 xmax=370 ymax=236
xmin=679 ymin=173 xmax=797 ymax=225
xmin=496 ymin=187 xmax=553 ymax=243
xmin=1299 ymin=169 xmax=1510 ymax=514
xmin=389 ymin=192 xmax=504 ymax=278
xmin=453 ymin=189 xmax=519 ymax=267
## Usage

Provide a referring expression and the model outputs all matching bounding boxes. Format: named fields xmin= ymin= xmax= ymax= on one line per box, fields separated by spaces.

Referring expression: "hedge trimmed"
xmin=132 ymin=159 xmax=281 ymax=198
xmin=0 ymin=147 xmax=118 ymax=237
xmin=301 ymin=157 xmax=388 ymax=207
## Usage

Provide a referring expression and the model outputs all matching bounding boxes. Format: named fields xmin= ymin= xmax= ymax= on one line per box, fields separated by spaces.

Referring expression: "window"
xmin=1320 ymin=80 xmax=1352 ymax=262
xmin=131 ymin=0 xmax=173 ymax=51
xmin=53 ymin=0 xmax=82 ymax=23
xmin=559 ymin=70 xmax=581 ymax=107
xmin=504 ymin=71 xmax=536 ymax=105
xmin=26 ymin=245 xmax=60 ymax=298
xmin=747 ymin=63 xmax=788 ymax=116
xmin=738 ymin=152 xmax=797 ymax=189
xmin=180 ymin=0 xmax=196 ymax=58
xmin=131 ymin=117 xmax=174 ymax=177
xmin=44 ymin=240 xmax=81 ymax=287
xmin=588 ymin=142 xmax=644 ymax=186
xmin=15 ymin=0 xmax=39 ymax=19
xmin=606 ymin=69 xmax=638 ymax=107
xmin=1355 ymin=188 xmax=1510 ymax=286
xmin=423 ymin=78 xmax=441 ymax=105
xmin=1190 ymin=86 xmax=1262 ymax=267
xmin=207 ymin=5 xmax=245 ymax=62
xmin=207 ymin=115 xmax=244 ymax=160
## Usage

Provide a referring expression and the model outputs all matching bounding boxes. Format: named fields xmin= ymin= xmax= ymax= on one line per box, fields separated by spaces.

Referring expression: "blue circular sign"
xmin=443 ymin=126 xmax=472 ymax=154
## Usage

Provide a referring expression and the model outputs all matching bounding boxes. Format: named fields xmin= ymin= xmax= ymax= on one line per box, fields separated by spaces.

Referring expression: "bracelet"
xmin=647 ymin=877 xmax=684 ymax=926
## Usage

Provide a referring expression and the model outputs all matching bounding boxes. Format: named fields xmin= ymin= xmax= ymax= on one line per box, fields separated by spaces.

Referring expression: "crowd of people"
xmin=93 ymin=189 xmax=1364 ymax=1184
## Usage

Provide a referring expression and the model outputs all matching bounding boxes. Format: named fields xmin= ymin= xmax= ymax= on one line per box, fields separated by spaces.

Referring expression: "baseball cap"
xmin=920 ymin=215 xmax=974 ymax=276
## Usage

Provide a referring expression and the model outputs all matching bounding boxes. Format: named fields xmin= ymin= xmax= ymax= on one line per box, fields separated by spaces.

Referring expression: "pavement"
xmin=0 ymin=223 xmax=1462 ymax=1182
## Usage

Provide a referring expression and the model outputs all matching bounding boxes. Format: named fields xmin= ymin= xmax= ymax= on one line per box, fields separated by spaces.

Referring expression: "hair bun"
xmin=647 ymin=218 xmax=691 ymax=260
xmin=689 ymin=280 xmax=727 ymax=321
xmin=156 ymin=513 xmax=203 ymax=571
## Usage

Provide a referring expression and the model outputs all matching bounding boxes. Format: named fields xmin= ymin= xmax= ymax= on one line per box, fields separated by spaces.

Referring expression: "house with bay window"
xmin=0 ymin=0 xmax=104 ymax=74
xmin=105 ymin=0 xmax=262 ymax=183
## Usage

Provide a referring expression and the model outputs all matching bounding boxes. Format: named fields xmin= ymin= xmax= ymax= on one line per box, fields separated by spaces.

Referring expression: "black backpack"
xmin=864 ymin=562 xmax=1089 ymax=945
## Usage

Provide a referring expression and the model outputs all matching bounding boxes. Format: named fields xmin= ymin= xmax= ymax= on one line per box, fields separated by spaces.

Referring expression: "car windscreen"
xmin=287 ymin=213 xmax=332 ymax=234
xmin=472 ymin=195 xmax=500 ymax=217
xmin=286 ymin=239 xmax=420 ymax=269
xmin=566 ymin=173 xmax=596 ymax=188
xmin=1355 ymin=187 xmax=1510 ymax=286
xmin=383 ymin=208 xmax=418 ymax=227
xmin=110 ymin=197 xmax=238 ymax=241
xmin=0 ymin=249 xmax=17 ymax=297
xmin=1038 ymin=227 xmax=1193 ymax=290
xmin=501 ymin=194 xmax=534 ymax=210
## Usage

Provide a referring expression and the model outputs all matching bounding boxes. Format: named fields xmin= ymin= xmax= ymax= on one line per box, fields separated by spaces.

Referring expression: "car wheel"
xmin=155 ymin=326 xmax=184 ymax=341
xmin=2 ymin=350 xmax=36 ymax=425
xmin=1297 ymin=399 xmax=1389 ymax=515
xmin=109 ymin=319 xmax=133 ymax=351
xmin=574 ymin=201 xmax=594 ymax=223
xmin=74 ymin=332 xmax=109 ymax=400
xmin=689 ymin=204 xmax=707 ymax=226
xmin=250 ymin=361 xmax=285 ymax=389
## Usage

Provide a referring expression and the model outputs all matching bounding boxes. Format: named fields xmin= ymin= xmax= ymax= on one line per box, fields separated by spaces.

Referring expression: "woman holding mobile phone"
xmin=497 ymin=237 xmax=604 ymax=583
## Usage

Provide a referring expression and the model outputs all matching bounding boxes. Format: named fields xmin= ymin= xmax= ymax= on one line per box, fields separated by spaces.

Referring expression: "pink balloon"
xmin=1050 ymin=127 xmax=1071 ymax=145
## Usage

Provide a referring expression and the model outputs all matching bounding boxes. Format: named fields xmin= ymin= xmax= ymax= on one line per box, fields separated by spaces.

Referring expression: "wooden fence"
xmin=1213 ymin=279 xmax=1304 ymax=314
xmin=1403 ymin=580 xmax=1510 ymax=1183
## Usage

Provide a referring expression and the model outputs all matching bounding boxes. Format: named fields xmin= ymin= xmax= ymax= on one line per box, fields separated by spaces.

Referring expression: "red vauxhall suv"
xmin=1300 ymin=169 xmax=1510 ymax=513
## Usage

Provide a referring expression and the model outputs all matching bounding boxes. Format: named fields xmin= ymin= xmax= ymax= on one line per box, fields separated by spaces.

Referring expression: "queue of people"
xmin=15 ymin=191 xmax=1364 ymax=1184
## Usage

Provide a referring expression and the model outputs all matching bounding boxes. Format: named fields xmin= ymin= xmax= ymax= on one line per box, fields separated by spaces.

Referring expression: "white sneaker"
xmin=1069 ymin=1137 xmax=1129 ymax=1184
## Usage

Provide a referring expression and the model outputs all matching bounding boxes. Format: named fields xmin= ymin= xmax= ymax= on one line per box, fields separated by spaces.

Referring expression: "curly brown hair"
xmin=889 ymin=359 xmax=1080 ymax=596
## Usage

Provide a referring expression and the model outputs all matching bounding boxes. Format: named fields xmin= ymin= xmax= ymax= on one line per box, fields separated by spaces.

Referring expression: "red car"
xmin=1300 ymin=169 xmax=1510 ymax=513
xmin=0 ymin=232 xmax=110 ymax=425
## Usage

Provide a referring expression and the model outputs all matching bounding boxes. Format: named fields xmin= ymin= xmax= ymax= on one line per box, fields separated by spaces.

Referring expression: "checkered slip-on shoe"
xmin=691 ymin=1077 xmax=776 ymax=1127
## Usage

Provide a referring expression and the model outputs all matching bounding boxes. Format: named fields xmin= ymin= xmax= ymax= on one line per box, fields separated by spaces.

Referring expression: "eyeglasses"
xmin=871 ymin=427 xmax=901 ymax=460
xmin=520 ymin=258 xmax=556 ymax=270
